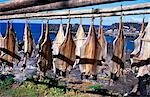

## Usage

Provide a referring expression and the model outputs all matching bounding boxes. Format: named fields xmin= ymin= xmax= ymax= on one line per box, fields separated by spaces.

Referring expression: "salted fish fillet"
xmin=24 ymin=22 xmax=35 ymax=57
xmin=111 ymin=16 xmax=125 ymax=78
xmin=131 ymin=19 xmax=145 ymax=57
xmin=98 ymin=17 xmax=107 ymax=60
xmin=52 ymin=24 xmax=65 ymax=55
xmin=138 ymin=22 xmax=150 ymax=60
xmin=38 ymin=22 xmax=53 ymax=74
xmin=22 ymin=22 xmax=35 ymax=69
xmin=80 ymin=23 xmax=102 ymax=76
xmin=131 ymin=22 xmax=150 ymax=77
xmin=75 ymin=24 xmax=86 ymax=57
xmin=74 ymin=24 xmax=86 ymax=73
xmin=54 ymin=23 xmax=76 ymax=72
xmin=2 ymin=22 xmax=19 ymax=66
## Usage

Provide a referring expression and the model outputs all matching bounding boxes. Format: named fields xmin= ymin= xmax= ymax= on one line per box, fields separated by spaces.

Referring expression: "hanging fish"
xmin=1 ymin=22 xmax=20 ymax=67
xmin=131 ymin=22 xmax=150 ymax=82
xmin=130 ymin=18 xmax=145 ymax=59
xmin=130 ymin=18 xmax=145 ymax=67
xmin=74 ymin=19 xmax=86 ymax=77
xmin=38 ymin=22 xmax=45 ymax=51
xmin=137 ymin=22 xmax=150 ymax=60
xmin=22 ymin=21 xmax=35 ymax=69
xmin=80 ymin=18 xmax=102 ymax=80
xmin=37 ymin=21 xmax=53 ymax=76
xmin=98 ymin=16 xmax=107 ymax=62
xmin=111 ymin=16 xmax=125 ymax=81
xmin=52 ymin=23 xmax=65 ymax=55
xmin=54 ymin=22 xmax=76 ymax=77
xmin=52 ymin=23 xmax=65 ymax=74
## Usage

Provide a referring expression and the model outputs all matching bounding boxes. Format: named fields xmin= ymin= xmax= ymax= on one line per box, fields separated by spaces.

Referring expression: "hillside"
xmin=0 ymin=22 xmax=147 ymax=35
xmin=110 ymin=22 xmax=148 ymax=32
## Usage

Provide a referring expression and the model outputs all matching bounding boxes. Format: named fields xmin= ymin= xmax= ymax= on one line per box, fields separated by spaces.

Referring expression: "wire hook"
xmin=100 ymin=15 xmax=102 ymax=27
xmin=91 ymin=8 xmax=94 ymax=25
xmin=60 ymin=17 xmax=62 ymax=24
xmin=80 ymin=16 xmax=82 ymax=25
xmin=143 ymin=11 xmax=145 ymax=20
xmin=68 ymin=10 xmax=71 ymax=24
xmin=121 ymin=3 xmax=123 ymax=16
xmin=46 ymin=19 xmax=49 ymax=24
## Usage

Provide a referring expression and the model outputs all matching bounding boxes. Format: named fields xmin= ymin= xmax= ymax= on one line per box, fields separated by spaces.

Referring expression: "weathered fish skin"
xmin=23 ymin=21 xmax=35 ymax=68
xmin=74 ymin=23 xmax=86 ymax=74
xmin=131 ymin=18 xmax=145 ymax=58
xmin=52 ymin=23 xmax=65 ymax=55
xmin=2 ymin=22 xmax=19 ymax=67
xmin=111 ymin=16 xmax=125 ymax=80
xmin=37 ymin=21 xmax=53 ymax=76
xmin=80 ymin=19 xmax=102 ymax=79
xmin=98 ymin=17 xmax=107 ymax=62
xmin=54 ymin=23 xmax=76 ymax=77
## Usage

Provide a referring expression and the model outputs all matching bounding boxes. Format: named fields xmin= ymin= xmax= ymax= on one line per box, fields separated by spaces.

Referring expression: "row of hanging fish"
xmin=0 ymin=16 xmax=126 ymax=80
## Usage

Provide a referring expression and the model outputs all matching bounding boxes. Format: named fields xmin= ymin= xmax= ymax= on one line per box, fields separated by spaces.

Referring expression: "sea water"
xmin=0 ymin=23 xmax=135 ymax=52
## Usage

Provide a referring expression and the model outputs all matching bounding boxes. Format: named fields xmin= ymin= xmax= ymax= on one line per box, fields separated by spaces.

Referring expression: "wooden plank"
xmin=0 ymin=9 xmax=149 ymax=20
xmin=0 ymin=0 xmax=64 ymax=12
xmin=0 ymin=0 xmax=132 ymax=15
xmin=0 ymin=2 xmax=150 ymax=19
xmin=32 ymin=9 xmax=150 ymax=19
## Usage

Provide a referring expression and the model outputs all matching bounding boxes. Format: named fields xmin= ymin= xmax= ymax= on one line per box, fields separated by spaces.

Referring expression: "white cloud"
xmin=130 ymin=17 xmax=143 ymax=23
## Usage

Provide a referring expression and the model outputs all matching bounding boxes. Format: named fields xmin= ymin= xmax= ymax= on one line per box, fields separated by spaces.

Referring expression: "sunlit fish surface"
xmin=111 ymin=16 xmax=125 ymax=81
xmin=74 ymin=22 xmax=86 ymax=76
xmin=131 ymin=18 xmax=145 ymax=59
xmin=80 ymin=19 xmax=102 ymax=80
xmin=2 ymin=22 xmax=19 ymax=67
xmin=23 ymin=21 xmax=35 ymax=69
xmin=52 ymin=23 xmax=65 ymax=55
xmin=98 ymin=17 xmax=107 ymax=62
xmin=54 ymin=23 xmax=76 ymax=77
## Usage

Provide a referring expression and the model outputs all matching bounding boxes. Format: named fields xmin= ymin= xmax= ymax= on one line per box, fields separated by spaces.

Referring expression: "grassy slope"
xmin=0 ymin=76 xmax=94 ymax=97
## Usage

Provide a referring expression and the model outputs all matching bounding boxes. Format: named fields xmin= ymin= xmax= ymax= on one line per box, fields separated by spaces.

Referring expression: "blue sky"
xmin=0 ymin=0 xmax=150 ymax=25
xmin=0 ymin=0 xmax=9 ymax=2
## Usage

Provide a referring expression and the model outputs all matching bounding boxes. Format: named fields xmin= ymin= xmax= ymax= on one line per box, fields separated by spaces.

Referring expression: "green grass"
xmin=0 ymin=77 xmax=90 ymax=97
xmin=4 ymin=86 xmax=37 ymax=97
xmin=88 ymin=84 xmax=103 ymax=91
xmin=0 ymin=75 xmax=14 ymax=90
